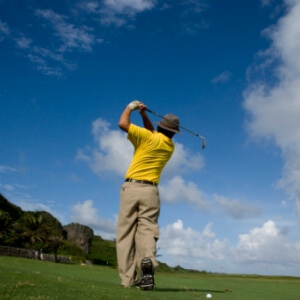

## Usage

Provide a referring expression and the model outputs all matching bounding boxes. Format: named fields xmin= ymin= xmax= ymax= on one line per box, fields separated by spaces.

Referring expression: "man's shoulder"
xmin=129 ymin=124 xmax=153 ymax=136
xmin=156 ymin=131 xmax=174 ymax=144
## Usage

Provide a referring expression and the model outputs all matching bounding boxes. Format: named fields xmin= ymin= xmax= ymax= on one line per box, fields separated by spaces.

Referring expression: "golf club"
xmin=145 ymin=108 xmax=206 ymax=149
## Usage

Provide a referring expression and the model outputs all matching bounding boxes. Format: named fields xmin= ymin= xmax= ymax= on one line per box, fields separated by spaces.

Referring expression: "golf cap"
xmin=154 ymin=114 xmax=182 ymax=134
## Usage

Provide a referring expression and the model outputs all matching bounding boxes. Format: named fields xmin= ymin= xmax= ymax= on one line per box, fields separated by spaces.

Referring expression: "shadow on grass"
xmin=154 ymin=287 xmax=226 ymax=293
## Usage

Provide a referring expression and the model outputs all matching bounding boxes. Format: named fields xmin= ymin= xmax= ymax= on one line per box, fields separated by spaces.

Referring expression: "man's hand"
xmin=128 ymin=100 xmax=141 ymax=111
xmin=120 ymin=101 xmax=146 ymax=132
xmin=138 ymin=103 xmax=147 ymax=114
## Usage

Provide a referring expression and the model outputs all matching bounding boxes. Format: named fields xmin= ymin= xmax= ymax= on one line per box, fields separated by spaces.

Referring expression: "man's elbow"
xmin=119 ymin=121 xmax=130 ymax=132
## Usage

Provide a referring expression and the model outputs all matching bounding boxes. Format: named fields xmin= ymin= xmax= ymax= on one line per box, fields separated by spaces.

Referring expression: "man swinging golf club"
xmin=117 ymin=100 xmax=181 ymax=290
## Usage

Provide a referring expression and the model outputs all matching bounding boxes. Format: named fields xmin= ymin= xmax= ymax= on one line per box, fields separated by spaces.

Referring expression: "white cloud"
xmin=3 ymin=184 xmax=14 ymax=191
xmin=77 ymin=117 xmax=204 ymax=180
xmin=30 ymin=45 xmax=77 ymax=72
xmin=15 ymin=36 xmax=32 ymax=49
xmin=0 ymin=181 xmax=67 ymax=223
xmin=243 ymin=0 xmax=300 ymax=216
xmin=213 ymin=194 xmax=261 ymax=219
xmin=158 ymin=219 xmax=228 ymax=261
xmin=27 ymin=54 xmax=64 ymax=77
xmin=2 ymin=189 xmax=67 ymax=224
xmin=202 ymin=222 xmax=216 ymax=239
xmin=103 ymin=0 xmax=156 ymax=13
xmin=261 ymin=0 xmax=274 ymax=7
xmin=79 ymin=1 xmax=101 ymax=13
xmin=71 ymin=172 xmax=83 ymax=183
xmin=19 ymin=200 xmax=64 ymax=219
xmin=0 ymin=20 xmax=10 ymax=39
xmin=182 ymin=20 xmax=210 ymax=35
xmin=183 ymin=0 xmax=208 ymax=14
xmin=163 ymin=142 xmax=204 ymax=177
xmin=33 ymin=46 xmax=63 ymax=63
xmin=159 ymin=0 xmax=208 ymax=15
xmin=211 ymin=71 xmax=231 ymax=84
xmin=27 ymin=54 xmax=45 ymax=65
xmin=1 ymin=17 xmax=79 ymax=77
xmin=159 ymin=177 xmax=261 ymax=219
xmin=15 ymin=34 xmax=78 ymax=76
xmin=159 ymin=175 xmax=208 ymax=211
xmin=235 ymin=220 xmax=300 ymax=265
xmin=0 ymin=166 xmax=18 ymax=173
xmin=71 ymin=200 xmax=117 ymax=240
xmin=77 ymin=118 xmax=133 ymax=177
xmin=0 ymin=183 xmax=15 ymax=191
xmin=175 ymin=0 xmax=210 ymax=35
xmin=80 ymin=0 xmax=157 ymax=26
xmin=36 ymin=9 xmax=96 ymax=53
xmin=158 ymin=219 xmax=300 ymax=274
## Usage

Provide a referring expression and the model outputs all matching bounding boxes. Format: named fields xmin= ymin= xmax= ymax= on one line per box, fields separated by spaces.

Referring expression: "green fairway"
xmin=0 ymin=256 xmax=299 ymax=299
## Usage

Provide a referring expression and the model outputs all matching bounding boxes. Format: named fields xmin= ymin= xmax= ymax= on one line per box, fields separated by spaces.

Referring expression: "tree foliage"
xmin=9 ymin=212 xmax=51 ymax=252
xmin=87 ymin=235 xmax=117 ymax=267
xmin=0 ymin=194 xmax=23 ymax=220
xmin=0 ymin=209 xmax=13 ymax=245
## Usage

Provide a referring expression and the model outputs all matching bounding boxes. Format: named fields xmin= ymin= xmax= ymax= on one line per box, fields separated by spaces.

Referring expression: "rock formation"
xmin=63 ymin=223 xmax=93 ymax=253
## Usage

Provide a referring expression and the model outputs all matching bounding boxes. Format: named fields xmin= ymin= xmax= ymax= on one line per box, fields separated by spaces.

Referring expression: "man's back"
xmin=125 ymin=124 xmax=174 ymax=184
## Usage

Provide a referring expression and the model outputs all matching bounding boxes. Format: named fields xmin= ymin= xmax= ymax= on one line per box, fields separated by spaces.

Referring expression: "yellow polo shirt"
xmin=125 ymin=124 xmax=174 ymax=184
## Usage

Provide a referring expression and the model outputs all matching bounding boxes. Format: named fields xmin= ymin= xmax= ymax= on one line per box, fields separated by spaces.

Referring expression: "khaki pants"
xmin=116 ymin=181 xmax=160 ymax=287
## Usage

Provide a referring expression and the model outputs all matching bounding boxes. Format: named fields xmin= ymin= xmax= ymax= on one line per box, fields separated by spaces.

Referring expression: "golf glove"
xmin=128 ymin=100 xmax=141 ymax=111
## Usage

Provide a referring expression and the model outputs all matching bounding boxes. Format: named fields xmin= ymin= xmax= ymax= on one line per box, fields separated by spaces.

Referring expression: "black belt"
xmin=125 ymin=178 xmax=157 ymax=186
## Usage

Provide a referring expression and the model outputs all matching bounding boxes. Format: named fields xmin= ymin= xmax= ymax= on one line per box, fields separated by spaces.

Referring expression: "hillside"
xmin=87 ymin=235 xmax=117 ymax=267
xmin=0 ymin=193 xmax=23 ymax=220
xmin=1 ymin=193 xmax=207 ymax=274
xmin=0 ymin=193 xmax=87 ymax=262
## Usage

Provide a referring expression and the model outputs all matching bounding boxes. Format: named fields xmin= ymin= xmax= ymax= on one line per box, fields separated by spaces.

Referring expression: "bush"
xmin=58 ymin=240 xmax=87 ymax=260
xmin=156 ymin=261 xmax=176 ymax=273
xmin=87 ymin=236 xmax=117 ymax=267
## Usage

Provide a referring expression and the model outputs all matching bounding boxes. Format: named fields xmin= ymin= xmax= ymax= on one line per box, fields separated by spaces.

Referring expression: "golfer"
xmin=117 ymin=100 xmax=181 ymax=290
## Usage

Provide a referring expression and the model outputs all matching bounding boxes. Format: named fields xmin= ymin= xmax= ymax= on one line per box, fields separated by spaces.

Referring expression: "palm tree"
xmin=11 ymin=213 xmax=51 ymax=258
xmin=47 ymin=234 xmax=64 ymax=262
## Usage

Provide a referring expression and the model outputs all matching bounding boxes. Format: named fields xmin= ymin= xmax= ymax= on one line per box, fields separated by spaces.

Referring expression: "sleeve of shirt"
xmin=127 ymin=124 xmax=152 ymax=148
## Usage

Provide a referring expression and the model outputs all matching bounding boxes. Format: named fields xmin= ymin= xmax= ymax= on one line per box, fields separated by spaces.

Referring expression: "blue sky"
xmin=1 ymin=0 xmax=300 ymax=276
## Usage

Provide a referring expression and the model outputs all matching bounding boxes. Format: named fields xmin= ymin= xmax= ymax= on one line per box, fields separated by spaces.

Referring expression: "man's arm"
xmin=119 ymin=106 xmax=132 ymax=132
xmin=140 ymin=109 xmax=155 ymax=133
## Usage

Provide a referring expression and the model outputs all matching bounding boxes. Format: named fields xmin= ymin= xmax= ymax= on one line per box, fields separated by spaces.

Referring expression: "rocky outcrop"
xmin=63 ymin=223 xmax=93 ymax=253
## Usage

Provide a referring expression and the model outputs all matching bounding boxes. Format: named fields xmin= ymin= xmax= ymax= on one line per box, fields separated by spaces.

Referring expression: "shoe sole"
xmin=140 ymin=278 xmax=154 ymax=290
xmin=140 ymin=285 xmax=154 ymax=290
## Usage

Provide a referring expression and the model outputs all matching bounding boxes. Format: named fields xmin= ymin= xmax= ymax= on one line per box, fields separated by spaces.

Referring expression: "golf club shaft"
xmin=145 ymin=108 xmax=206 ymax=149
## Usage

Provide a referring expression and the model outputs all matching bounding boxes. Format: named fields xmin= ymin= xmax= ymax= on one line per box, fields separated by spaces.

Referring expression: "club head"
xmin=202 ymin=139 xmax=206 ymax=149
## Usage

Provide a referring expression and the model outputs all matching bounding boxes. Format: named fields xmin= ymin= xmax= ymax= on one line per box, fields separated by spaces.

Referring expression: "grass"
xmin=1 ymin=256 xmax=299 ymax=300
